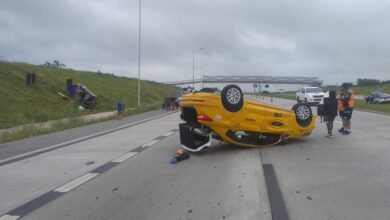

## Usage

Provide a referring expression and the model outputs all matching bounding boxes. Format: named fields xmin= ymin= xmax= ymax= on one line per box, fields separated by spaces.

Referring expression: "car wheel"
xmin=221 ymin=84 xmax=244 ymax=112
xmin=292 ymin=103 xmax=312 ymax=127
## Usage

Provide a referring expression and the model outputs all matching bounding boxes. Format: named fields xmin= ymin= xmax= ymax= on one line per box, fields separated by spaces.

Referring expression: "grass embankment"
xmin=261 ymin=84 xmax=390 ymax=113
xmin=0 ymin=103 xmax=163 ymax=143
xmin=326 ymin=84 xmax=390 ymax=95
xmin=0 ymin=60 xmax=178 ymax=132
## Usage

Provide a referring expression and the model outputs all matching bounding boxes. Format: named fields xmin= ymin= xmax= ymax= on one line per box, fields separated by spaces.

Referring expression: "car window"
xmin=306 ymin=88 xmax=322 ymax=93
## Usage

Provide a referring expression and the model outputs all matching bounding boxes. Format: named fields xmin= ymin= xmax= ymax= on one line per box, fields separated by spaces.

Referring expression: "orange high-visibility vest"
xmin=339 ymin=92 xmax=355 ymax=110
xmin=348 ymin=93 xmax=355 ymax=108
xmin=338 ymin=98 xmax=344 ymax=111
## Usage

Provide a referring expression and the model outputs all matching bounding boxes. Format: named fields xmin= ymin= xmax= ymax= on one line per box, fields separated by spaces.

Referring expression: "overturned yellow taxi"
xmin=179 ymin=85 xmax=316 ymax=152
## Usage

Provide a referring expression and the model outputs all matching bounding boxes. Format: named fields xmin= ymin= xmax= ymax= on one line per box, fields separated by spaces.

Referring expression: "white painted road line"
xmin=54 ymin=173 xmax=99 ymax=193
xmin=161 ymin=131 xmax=175 ymax=137
xmin=111 ymin=152 xmax=138 ymax=163
xmin=0 ymin=111 xmax=179 ymax=167
xmin=0 ymin=215 xmax=20 ymax=220
xmin=142 ymin=139 xmax=160 ymax=148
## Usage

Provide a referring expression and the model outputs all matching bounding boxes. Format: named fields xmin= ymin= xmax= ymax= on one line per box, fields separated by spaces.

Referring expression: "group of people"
xmin=320 ymin=83 xmax=355 ymax=138
xmin=26 ymin=72 xmax=37 ymax=86
xmin=163 ymin=97 xmax=179 ymax=111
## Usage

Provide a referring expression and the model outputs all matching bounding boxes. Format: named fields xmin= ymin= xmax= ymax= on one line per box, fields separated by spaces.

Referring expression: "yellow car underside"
xmin=179 ymin=91 xmax=316 ymax=148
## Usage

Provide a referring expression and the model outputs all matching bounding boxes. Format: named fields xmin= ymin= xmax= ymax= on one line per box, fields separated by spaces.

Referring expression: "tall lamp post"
xmin=137 ymin=0 xmax=142 ymax=107
xmin=192 ymin=47 xmax=203 ymax=88
xmin=199 ymin=64 xmax=207 ymax=88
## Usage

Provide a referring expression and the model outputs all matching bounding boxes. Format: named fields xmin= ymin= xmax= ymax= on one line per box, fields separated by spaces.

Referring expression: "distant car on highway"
xmin=296 ymin=87 xmax=324 ymax=105
xmin=365 ymin=92 xmax=390 ymax=104
xmin=179 ymin=85 xmax=316 ymax=152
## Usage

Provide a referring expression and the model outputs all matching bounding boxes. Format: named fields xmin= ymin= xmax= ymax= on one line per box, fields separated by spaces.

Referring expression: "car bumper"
xmin=179 ymin=123 xmax=211 ymax=152
xmin=307 ymin=101 xmax=320 ymax=105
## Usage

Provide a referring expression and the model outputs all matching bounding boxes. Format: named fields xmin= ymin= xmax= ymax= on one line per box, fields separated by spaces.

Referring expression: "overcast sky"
xmin=1 ymin=0 xmax=390 ymax=84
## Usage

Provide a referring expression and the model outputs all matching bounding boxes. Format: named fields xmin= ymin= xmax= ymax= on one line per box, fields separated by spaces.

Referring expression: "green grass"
xmin=354 ymin=100 xmax=390 ymax=113
xmin=0 ymin=60 xmax=178 ymax=129
xmin=323 ymin=84 xmax=390 ymax=95
xmin=0 ymin=102 xmax=166 ymax=143
xmin=260 ymin=86 xmax=390 ymax=113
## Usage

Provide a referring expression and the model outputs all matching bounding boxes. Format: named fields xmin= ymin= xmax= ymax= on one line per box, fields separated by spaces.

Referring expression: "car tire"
xmin=221 ymin=84 xmax=244 ymax=112
xmin=292 ymin=103 xmax=312 ymax=127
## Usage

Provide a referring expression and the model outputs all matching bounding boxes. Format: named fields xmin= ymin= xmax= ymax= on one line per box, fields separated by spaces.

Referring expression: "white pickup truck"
xmin=296 ymin=87 xmax=325 ymax=105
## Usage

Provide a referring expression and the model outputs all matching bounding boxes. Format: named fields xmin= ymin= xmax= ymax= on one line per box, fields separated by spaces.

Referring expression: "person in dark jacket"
xmin=323 ymin=91 xmax=338 ymax=138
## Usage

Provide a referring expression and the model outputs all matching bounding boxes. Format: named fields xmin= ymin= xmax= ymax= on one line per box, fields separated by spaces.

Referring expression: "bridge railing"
xmin=163 ymin=75 xmax=322 ymax=85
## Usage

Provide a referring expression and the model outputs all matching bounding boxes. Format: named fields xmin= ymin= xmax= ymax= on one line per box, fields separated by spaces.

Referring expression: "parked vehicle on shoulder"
xmin=296 ymin=87 xmax=324 ymax=105
xmin=365 ymin=92 xmax=390 ymax=104
xmin=179 ymin=85 xmax=316 ymax=152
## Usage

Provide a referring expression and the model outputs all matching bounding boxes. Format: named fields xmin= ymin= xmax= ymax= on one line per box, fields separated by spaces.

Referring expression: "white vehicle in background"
xmin=296 ymin=87 xmax=325 ymax=105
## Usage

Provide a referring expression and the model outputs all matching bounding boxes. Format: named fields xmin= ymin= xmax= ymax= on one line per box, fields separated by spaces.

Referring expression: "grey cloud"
xmin=1 ymin=0 xmax=390 ymax=84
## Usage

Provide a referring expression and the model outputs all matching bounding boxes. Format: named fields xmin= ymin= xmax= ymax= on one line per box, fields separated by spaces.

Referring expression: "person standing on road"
xmin=338 ymin=84 xmax=355 ymax=135
xmin=338 ymin=88 xmax=346 ymax=133
xmin=323 ymin=91 xmax=338 ymax=138
xmin=117 ymin=97 xmax=124 ymax=119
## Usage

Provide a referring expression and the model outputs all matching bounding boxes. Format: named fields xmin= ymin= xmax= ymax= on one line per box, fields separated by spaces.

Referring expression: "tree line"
xmin=43 ymin=60 xmax=66 ymax=68
xmin=357 ymin=78 xmax=390 ymax=86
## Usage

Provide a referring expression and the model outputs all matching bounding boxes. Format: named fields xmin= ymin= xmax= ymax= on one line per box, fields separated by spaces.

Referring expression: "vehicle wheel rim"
xmin=296 ymin=105 xmax=311 ymax=120
xmin=227 ymin=88 xmax=241 ymax=104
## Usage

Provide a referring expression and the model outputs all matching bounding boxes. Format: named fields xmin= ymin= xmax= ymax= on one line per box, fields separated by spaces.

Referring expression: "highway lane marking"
xmin=0 ymin=215 xmax=19 ymax=220
xmin=112 ymin=152 xmax=138 ymax=163
xmin=90 ymin=162 xmax=119 ymax=174
xmin=0 ymin=110 xmax=179 ymax=167
xmin=142 ymin=139 xmax=160 ymax=148
xmin=5 ymin=191 xmax=63 ymax=219
xmin=54 ymin=173 xmax=99 ymax=193
xmin=263 ymin=164 xmax=290 ymax=220
xmin=0 ymin=128 xmax=179 ymax=219
xmin=161 ymin=131 xmax=175 ymax=137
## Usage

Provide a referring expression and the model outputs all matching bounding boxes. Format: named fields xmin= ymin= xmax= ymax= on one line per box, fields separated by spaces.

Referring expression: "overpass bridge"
xmin=163 ymin=75 xmax=322 ymax=85
xmin=163 ymin=75 xmax=322 ymax=93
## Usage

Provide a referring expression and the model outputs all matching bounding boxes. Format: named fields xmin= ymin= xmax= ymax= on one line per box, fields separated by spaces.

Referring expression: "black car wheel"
xmin=221 ymin=84 xmax=243 ymax=112
xmin=292 ymin=103 xmax=312 ymax=127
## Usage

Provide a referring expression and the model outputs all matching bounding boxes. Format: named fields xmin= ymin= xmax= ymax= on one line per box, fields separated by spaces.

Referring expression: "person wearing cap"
xmin=338 ymin=83 xmax=355 ymax=135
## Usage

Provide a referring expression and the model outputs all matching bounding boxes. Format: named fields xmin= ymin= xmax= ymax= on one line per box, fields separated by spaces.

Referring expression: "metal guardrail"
xmin=163 ymin=75 xmax=322 ymax=85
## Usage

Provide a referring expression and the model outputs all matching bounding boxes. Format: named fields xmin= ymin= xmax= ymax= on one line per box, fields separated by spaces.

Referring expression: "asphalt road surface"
xmin=1 ymin=97 xmax=390 ymax=220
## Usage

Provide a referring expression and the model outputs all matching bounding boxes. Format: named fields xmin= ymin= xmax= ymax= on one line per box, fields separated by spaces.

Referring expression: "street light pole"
xmin=192 ymin=49 xmax=195 ymax=88
xmin=137 ymin=0 xmax=142 ymax=107
xmin=199 ymin=64 xmax=207 ymax=89
xmin=192 ymin=47 xmax=203 ymax=89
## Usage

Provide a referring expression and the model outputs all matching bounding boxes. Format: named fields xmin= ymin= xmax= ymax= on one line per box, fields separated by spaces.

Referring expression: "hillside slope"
xmin=0 ymin=61 xmax=178 ymax=129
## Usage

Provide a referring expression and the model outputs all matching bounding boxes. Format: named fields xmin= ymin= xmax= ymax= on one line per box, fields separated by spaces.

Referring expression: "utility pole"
xmin=192 ymin=48 xmax=203 ymax=89
xmin=137 ymin=0 xmax=142 ymax=107
xmin=192 ymin=49 xmax=195 ymax=88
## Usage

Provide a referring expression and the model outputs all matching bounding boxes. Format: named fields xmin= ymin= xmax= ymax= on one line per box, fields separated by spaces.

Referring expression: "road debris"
xmin=86 ymin=160 xmax=95 ymax=165
xmin=169 ymin=147 xmax=190 ymax=164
